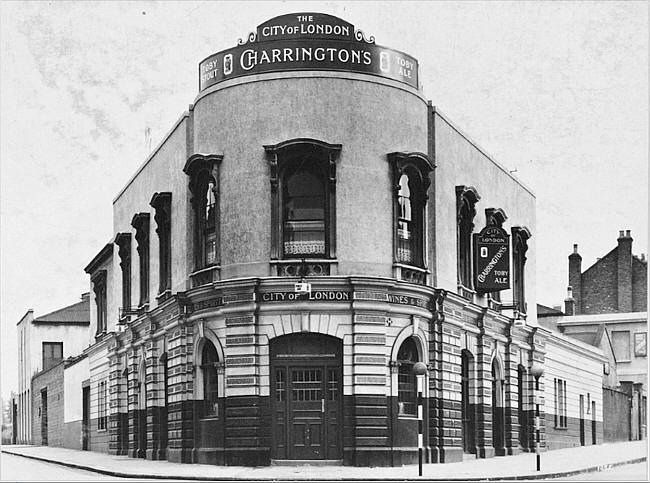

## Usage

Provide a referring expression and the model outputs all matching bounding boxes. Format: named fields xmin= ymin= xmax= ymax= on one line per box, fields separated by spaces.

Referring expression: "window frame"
xmin=150 ymin=192 xmax=172 ymax=300
xmin=97 ymin=380 xmax=107 ymax=431
xmin=184 ymin=154 xmax=223 ymax=275
xmin=91 ymin=270 xmax=107 ymax=336
xmin=456 ymin=186 xmax=481 ymax=295
xmin=396 ymin=336 xmax=420 ymax=417
xmin=115 ymin=232 xmax=132 ymax=315
xmin=634 ymin=332 xmax=647 ymax=357
xmin=264 ymin=138 xmax=341 ymax=264
xmin=554 ymin=378 xmax=568 ymax=429
xmin=511 ymin=226 xmax=532 ymax=316
xmin=388 ymin=152 xmax=434 ymax=279
xmin=42 ymin=342 xmax=63 ymax=372
xmin=200 ymin=341 xmax=221 ymax=418
xmin=131 ymin=213 xmax=150 ymax=307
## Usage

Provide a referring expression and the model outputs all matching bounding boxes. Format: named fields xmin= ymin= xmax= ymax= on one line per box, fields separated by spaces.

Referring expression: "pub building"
xmin=82 ymin=12 xmax=545 ymax=466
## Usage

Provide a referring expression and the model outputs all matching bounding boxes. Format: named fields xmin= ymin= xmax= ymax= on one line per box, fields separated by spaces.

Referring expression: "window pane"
xmin=283 ymin=167 xmax=325 ymax=256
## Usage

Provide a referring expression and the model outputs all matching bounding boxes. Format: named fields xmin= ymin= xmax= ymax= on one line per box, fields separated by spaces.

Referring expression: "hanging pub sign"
xmin=199 ymin=13 xmax=419 ymax=92
xmin=473 ymin=225 xmax=510 ymax=292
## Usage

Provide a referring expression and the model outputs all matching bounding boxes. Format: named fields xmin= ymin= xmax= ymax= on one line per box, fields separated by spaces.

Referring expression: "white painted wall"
xmin=64 ymin=357 xmax=90 ymax=423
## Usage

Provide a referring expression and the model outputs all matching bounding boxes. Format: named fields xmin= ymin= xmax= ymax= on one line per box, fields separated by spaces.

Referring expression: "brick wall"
xmin=632 ymin=257 xmax=648 ymax=312
xmin=31 ymin=361 xmax=65 ymax=446
xmin=581 ymin=251 xmax=618 ymax=314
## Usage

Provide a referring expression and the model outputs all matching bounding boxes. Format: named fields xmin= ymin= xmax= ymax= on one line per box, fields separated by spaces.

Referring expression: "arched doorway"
xmin=270 ymin=333 xmax=343 ymax=461
xmin=461 ymin=350 xmax=476 ymax=454
xmin=491 ymin=358 xmax=505 ymax=455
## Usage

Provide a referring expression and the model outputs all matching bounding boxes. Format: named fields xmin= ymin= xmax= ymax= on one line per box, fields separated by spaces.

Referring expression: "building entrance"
xmin=270 ymin=333 xmax=343 ymax=461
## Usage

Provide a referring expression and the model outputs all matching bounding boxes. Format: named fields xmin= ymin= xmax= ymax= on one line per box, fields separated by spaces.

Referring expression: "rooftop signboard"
xmin=199 ymin=13 xmax=419 ymax=91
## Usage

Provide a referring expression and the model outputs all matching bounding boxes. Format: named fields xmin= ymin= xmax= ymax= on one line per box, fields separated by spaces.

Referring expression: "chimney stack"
xmin=568 ymin=244 xmax=582 ymax=314
xmin=617 ymin=229 xmax=633 ymax=312
xmin=564 ymin=286 xmax=576 ymax=315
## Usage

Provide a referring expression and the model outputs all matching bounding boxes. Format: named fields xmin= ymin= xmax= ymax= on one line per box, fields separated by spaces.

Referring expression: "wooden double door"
xmin=270 ymin=334 xmax=343 ymax=460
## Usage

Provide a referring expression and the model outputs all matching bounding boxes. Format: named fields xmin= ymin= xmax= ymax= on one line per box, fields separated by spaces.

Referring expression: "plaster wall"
xmin=192 ymin=73 xmax=428 ymax=279
xmin=112 ymin=115 xmax=190 ymax=306
xmin=64 ymin=356 xmax=90 ymax=423
xmin=433 ymin=112 xmax=536 ymax=322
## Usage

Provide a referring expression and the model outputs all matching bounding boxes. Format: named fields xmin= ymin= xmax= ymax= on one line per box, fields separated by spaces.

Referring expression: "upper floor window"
xmin=184 ymin=154 xmax=223 ymax=273
xmin=264 ymin=138 xmax=341 ymax=262
xmin=512 ymin=226 xmax=531 ymax=315
xmin=456 ymin=186 xmax=480 ymax=293
xmin=388 ymin=152 xmax=434 ymax=274
xmin=131 ymin=213 xmax=150 ymax=307
xmin=92 ymin=270 xmax=107 ymax=336
xmin=150 ymin=192 xmax=172 ymax=299
xmin=115 ymin=233 xmax=132 ymax=313
xmin=42 ymin=342 xmax=63 ymax=371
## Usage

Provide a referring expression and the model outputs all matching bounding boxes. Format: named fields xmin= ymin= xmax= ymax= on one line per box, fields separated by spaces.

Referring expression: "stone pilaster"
xmin=503 ymin=330 xmax=520 ymax=455
xmin=166 ymin=321 xmax=196 ymax=463
xmin=475 ymin=310 xmax=494 ymax=458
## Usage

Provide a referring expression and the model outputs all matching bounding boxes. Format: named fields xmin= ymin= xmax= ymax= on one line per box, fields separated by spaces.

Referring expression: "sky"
xmin=1 ymin=1 xmax=647 ymax=399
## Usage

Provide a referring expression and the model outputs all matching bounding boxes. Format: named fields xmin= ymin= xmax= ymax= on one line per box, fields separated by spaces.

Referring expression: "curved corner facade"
xmin=64 ymin=12 xmax=607 ymax=467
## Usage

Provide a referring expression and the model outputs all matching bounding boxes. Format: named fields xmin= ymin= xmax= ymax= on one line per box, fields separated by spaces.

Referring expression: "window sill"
xmin=393 ymin=263 xmax=429 ymax=284
xmin=190 ymin=265 xmax=220 ymax=288
xmin=457 ymin=284 xmax=476 ymax=300
xmin=271 ymin=259 xmax=337 ymax=277
xmin=398 ymin=414 xmax=418 ymax=420
xmin=199 ymin=416 xmax=220 ymax=422
xmin=554 ymin=426 xmax=568 ymax=431
xmin=156 ymin=289 xmax=172 ymax=302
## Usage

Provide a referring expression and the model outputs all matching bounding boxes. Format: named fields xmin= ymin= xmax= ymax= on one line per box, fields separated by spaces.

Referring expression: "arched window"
xmin=512 ymin=226 xmax=531 ymax=316
xmin=201 ymin=341 xmax=219 ymax=417
xmin=456 ymin=186 xmax=480 ymax=296
xmin=397 ymin=337 xmax=419 ymax=416
xmin=389 ymin=152 xmax=434 ymax=283
xmin=184 ymin=154 xmax=223 ymax=286
xmin=265 ymin=139 xmax=341 ymax=274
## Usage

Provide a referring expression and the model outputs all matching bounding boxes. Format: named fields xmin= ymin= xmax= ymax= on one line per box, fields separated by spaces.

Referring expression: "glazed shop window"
xmin=512 ymin=226 xmax=532 ymax=315
xmin=150 ymin=192 xmax=172 ymax=299
xmin=201 ymin=341 xmax=220 ymax=417
xmin=264 ymin=138 xmax=341 ymax=260
xmin=456 ymin=186 xmax=480 ymax=293
xmin=388 ymin=152 xmax=433 ymax=270
xmin=42 ymin=342 xmax=63 ymax=371
xmin=397 ymin=336 xmax=419 ymax=416
xmin=184 ymin=154 xmax=223 ymax=272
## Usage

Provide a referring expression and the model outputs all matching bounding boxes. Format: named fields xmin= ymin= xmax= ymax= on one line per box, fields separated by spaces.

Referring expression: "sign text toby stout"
xmin=473 ymin=225 xmax=510 ymax=292
xmin=199 ymin=13 xmax=418 ymax=91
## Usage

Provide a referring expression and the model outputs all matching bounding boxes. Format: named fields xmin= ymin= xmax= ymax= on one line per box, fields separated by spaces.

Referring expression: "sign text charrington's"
xmin=199 ymin=13 xmax=418 ymax=91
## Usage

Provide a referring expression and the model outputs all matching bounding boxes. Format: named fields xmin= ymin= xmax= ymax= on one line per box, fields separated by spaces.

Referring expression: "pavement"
xmin=1 ymin=441 xmax=647 ymax=481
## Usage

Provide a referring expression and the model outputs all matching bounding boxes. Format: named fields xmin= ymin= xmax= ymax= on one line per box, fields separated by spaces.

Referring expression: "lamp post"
xmin=413 ymin=362 xmax=428 ymax=477
xmin=530 ymin=362 xmax=544 ymax=472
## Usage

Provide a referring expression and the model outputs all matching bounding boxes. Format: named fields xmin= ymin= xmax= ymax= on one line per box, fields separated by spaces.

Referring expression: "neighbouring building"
xmin=539 ymin=231 xmax=648 ymax=442
xmin=16 ymin=293 xmax=91 ymax=444
xmin=25 ymin=12 xmax=606 ymax=467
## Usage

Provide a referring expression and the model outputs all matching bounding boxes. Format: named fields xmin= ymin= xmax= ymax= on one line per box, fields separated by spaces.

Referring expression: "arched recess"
xmin=491 ymin=356 xmax=506 ymax=455
xmin=390 ymin=324 xmax=429 ymax=399
xmin=136 ymin=356 xmax=147 ymax=459
xmin=138 ymin=357 xmax=147 ymax=411
xmin=461 ymin=349 xmax=477 ymax=454
xmin=193 ymin=326 xmax=226 ymax=403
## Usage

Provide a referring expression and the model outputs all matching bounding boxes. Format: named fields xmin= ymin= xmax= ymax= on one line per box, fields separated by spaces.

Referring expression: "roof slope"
xmin=33 ymin=296 xmax=90 ymax=324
